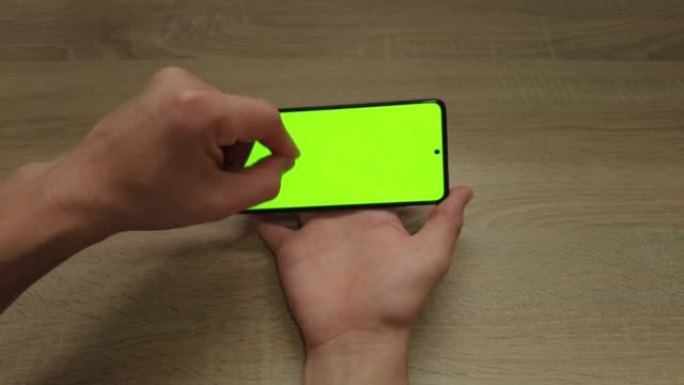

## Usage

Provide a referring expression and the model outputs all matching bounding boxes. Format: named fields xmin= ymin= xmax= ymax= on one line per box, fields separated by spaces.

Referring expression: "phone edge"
xmin=243 ymin=98 xmax=450 ymax=214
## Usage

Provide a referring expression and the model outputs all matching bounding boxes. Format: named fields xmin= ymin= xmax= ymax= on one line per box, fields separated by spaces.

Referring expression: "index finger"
xmin=215 ymin=94 xmax=299 ymax=158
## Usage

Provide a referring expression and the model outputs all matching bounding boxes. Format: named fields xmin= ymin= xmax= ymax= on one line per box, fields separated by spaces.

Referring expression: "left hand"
xmin=256 ymin=187 xmax=473 ymax=350
xmin=256 ymin=187 xmax=473 ymax=384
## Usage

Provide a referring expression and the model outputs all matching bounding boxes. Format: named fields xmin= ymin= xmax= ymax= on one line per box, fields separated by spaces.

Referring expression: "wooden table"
xmin=1 ymin=1 xmax=683 ymax=384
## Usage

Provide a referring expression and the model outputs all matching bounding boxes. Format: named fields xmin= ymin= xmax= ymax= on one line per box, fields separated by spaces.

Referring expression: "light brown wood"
xmin=1 ymin=1 xmax=683 ymax=384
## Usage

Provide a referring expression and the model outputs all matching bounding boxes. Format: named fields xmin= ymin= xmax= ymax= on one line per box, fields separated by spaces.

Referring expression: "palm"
xmin=257 ymin=187 xmax=473 ymax=349
xmin=278 ymin=211 xmax=424 ymax=348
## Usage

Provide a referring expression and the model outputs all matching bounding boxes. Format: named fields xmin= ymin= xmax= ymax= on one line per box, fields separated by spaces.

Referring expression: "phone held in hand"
xmin=245 ymin=99 xmax=449 ymax=212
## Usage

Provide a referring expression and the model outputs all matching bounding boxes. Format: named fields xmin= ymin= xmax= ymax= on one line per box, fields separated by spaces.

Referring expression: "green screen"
xmin=245 ymin=100 xmax=447 ymax=211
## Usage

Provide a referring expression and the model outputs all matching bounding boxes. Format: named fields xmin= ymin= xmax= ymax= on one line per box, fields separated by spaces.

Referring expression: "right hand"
xmin=35 ymin=67 xmax=298 ymax=234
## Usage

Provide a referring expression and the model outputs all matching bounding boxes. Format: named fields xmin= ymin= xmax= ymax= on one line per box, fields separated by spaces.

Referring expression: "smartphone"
xmin=244 ymin=99 xmax=449 ymax=212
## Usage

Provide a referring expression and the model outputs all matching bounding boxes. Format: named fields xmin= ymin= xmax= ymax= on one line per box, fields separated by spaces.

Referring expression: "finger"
xmin=145 ymin=67 xmax=216 ymax=103
xmin=150 ymin=82 xmax=298 ymax=159
xmin=298 ymin=211 xmax=327 ymax=225
xmin=148 ymin=67 xmax=215 ymax=93
xmin=298 ymin=209 xmax=363 ymax=226
xmin=217 ymin=155 xmax=294 ymax=213
xmin=254 ymin=215 xmax=296 ymax=253
xmin=214 ymin=94 xmax=299 ymax=158
xmin=415 ymin=186 xmax=474 ymax=256
xmin=298 ymin=207 xmax=400 ymax=227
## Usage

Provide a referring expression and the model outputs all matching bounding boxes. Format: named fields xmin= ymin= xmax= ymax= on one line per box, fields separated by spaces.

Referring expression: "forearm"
xmin=304 ymin=329 xmax=410 ymax=385
xmin=0 ymin=174 xmax=107 ymax=312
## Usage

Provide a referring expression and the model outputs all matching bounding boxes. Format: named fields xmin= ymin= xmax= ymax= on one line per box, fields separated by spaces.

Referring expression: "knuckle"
xmin=213 ymin=191 xmax=237 ymax=217
xmin=255 ymin=99 xmax=281 ymax=121
xmin=433 ymin=254 xmax=452 ymax=278
xmin=14 ymin=162 xmax=42 ymax=179
xmin=166 ymin=90 xmax=211 ymax=124
xmin=258 ymin=99 xmax=278 ymax=113
xmin=153 ymin=66 xmax=190 ymax=82
xmin=16 ymin=163 xmax=34 ymax=174
xmin=419 ymin=242 xmax=452 ymax=279
xmin=359 ymin=210 xmax=394 ymax=226
xmin=169 ymin=89 xmax=206 ymax=110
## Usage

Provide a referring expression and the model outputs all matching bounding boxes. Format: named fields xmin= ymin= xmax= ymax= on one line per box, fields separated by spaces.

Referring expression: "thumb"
xmin=415 ymin=186 xmax=474 ymax=257
xmin=219 ymin=155 xmax=294 ymax=213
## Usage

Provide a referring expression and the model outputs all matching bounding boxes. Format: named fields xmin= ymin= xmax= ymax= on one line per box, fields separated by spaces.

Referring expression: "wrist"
xmin=304 ymin=328 xmax=410 ymax=385
xmin=41 ymin=170 xmax=115 ymax=242
xmin=0 ymin=172 xmax=110 ymax=309
xmin=0 ymin=167 xmax=106 ymax=243
xmin=41 ymin=158 xmax=123 ymax=238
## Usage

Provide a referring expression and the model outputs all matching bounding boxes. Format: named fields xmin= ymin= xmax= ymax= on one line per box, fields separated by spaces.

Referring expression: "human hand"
xmin=36 ymin=67 xmax=298 ymax=235
xmin=1 ymin=66 xmax=300 ymax=312
xmin=256 ymin=186 xmax=473 ymax=385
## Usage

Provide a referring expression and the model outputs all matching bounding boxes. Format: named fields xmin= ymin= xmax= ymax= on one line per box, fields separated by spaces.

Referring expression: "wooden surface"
xmin=1 ymin=0 xmax=683 ymax=384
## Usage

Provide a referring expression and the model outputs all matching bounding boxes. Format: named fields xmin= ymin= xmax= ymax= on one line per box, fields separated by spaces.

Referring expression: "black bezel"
xmin=244 ymin=98 xmax=449 ymax=213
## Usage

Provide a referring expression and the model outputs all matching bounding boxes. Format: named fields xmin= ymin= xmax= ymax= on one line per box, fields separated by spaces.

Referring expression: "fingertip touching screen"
xmin=245 ymin=99 xmax=448 ymax=212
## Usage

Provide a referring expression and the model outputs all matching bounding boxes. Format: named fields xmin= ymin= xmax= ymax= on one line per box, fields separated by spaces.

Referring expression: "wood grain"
xmin=1 ymin=1 xmax=684 ymax=62
xmin=1 ymin=0 xmax=683 ymax=384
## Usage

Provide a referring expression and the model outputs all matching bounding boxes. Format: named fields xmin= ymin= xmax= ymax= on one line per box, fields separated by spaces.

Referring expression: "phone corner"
xmin=429 ymin=98 xmax=447 ymax=113
xmin=429 ymin=185 xmax=450 ymax=205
